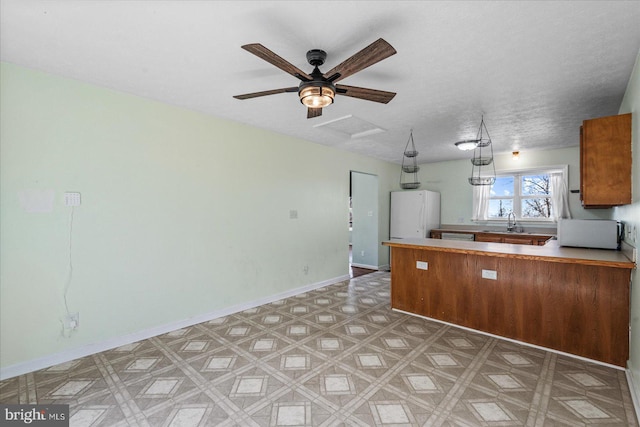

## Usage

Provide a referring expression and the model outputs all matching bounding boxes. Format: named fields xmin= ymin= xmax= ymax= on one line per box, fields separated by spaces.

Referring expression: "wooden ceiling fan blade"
xmin=324 ymin=38 xmax=396 ymax=83
xmin=307 ymin=107 xmax=323 ymax=119
xmin=241 ymin=44 xmax=312 ymax=81
xmin=335 ymin=84 xmax=396 ymax=104
xmin=233 ymin=87 xmax=298 ymax=100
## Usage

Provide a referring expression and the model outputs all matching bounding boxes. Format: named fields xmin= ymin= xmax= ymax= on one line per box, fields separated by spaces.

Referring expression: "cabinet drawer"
xmin=475 ymin=234 xmax=503 ymax=243
xmin=504 ymin=237 xmax=534 ymax=245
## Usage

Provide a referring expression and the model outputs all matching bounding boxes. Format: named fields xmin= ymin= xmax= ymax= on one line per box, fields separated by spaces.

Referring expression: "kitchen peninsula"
xmin=382 ymin=237 xmax=635 ymax=367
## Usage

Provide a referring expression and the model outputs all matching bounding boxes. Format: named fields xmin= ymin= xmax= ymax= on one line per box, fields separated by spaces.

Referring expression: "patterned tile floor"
xmin=1 ymin=271 xmax=637 ymax=426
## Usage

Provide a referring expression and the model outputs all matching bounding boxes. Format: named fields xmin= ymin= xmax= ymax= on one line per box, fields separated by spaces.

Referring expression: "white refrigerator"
xmin=390 ymin=190 xmax=440 ymax=239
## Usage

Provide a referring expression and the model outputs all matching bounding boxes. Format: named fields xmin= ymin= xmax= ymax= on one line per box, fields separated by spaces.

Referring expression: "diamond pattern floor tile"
xmin=0 ymin=271 xmax=636 ymax=426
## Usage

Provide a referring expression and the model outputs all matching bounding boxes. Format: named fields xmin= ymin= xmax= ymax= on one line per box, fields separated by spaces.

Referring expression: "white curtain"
xmin=550 ymin=172 xmax=571 ymax=221
xmin=471 ymin=184 xmax=491 ymax=221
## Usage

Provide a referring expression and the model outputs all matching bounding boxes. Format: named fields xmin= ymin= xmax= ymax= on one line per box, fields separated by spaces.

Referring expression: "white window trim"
xmin=476 ymin=165 xmax=568 ymax=223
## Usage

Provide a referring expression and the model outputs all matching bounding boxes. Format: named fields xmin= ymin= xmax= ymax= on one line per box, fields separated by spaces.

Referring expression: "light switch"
xmin=64 ymin=192 xmax=81 ymax=207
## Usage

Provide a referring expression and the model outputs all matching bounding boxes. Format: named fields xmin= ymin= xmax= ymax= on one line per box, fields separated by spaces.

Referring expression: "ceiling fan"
xmin=233 ymin=38 xmax=397 ymax=119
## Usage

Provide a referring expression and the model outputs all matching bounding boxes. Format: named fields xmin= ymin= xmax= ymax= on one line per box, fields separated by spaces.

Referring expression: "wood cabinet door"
xmin=581 ymin=113 xmax=632 ymax=207
xmin=579 ymin=126 xmax=584 ymax=203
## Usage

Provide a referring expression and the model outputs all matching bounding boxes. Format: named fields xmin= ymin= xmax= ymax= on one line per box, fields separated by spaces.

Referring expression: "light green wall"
xmin=0 ymin=62 xmax=397 ymax=371
xmin=351 ymin=171 xmax=379 ymax=268
xmin=615 ymin=49 xmax=640 ymax=391
xmin=417 ymin=146 xmax=611 ymax=226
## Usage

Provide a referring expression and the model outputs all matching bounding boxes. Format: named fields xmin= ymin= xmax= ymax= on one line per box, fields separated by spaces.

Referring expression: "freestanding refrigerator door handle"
xmin=418 ymin=200 xmax=425 ymax=236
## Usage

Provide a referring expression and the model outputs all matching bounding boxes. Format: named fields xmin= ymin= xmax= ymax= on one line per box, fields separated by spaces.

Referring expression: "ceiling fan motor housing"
xmin=306 ymin=49 xmax=327 ymax=66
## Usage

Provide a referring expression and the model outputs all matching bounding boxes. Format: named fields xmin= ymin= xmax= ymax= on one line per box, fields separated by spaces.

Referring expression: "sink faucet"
xmin=507 ymin=212 xmax=516 ymax=232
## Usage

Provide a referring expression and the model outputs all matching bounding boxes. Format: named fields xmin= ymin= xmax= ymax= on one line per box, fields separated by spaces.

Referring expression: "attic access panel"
xmin=313 ymin=115 xmax=386 ymax=139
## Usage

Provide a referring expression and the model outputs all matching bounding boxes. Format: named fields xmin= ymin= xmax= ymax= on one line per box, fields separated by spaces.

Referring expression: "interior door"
xmin=350 ymin=171 xmax=379 ymax=269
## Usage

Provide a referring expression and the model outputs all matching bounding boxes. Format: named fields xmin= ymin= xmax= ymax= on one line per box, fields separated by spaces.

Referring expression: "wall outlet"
xmin=416 ymin=261 xmax=428 ymax=270
xmin=64 ymin=192 xmax=81 ymax=207
xmin=360 ymin=250 xmax=365 ymax=257
xmin=64 ymin=312 xmax=79 ymax=330
xmin=482 ymin=269 xmax=497 ymax=280
xmin=289 ymin=210 xmax=298 ymax=219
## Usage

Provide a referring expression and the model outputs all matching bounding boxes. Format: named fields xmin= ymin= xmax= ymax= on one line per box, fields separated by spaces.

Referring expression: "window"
xmin=489 ymin=173 xmax=552 ymax=219
xmin=473 ymin=166 xmax=570 ymax=222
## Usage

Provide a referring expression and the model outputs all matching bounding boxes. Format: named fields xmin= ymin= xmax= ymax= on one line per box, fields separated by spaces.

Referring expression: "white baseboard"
xmin=0 ymin=274 xmax=350 ymax=381
xmin=351 ymin=262 xmax=379 ymax=270
xmin=626 ymin=368 xmax=640 ymax=424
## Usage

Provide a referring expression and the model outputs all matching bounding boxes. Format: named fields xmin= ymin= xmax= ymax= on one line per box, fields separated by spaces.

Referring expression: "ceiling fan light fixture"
xmin=455 ymin=139 xmax=479 ymax=151
xmin=299 ymin=83 xmax=335 ymax=108
xmin=235 ymin=39 xmax=397 ymax=118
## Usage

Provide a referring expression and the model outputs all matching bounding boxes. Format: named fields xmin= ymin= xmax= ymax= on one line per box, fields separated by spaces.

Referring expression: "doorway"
xmin=350 ymin=171 xmax=379 ymax=277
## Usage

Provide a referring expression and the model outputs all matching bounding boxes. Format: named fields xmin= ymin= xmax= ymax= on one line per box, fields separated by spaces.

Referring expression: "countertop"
xmin=383 ymin=238 xmax=636 ymax=269
xmin=431 ymin=228 xmax=554 ymax=238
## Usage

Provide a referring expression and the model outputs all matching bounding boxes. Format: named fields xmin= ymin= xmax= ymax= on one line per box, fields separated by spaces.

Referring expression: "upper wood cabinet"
xmin=580 ymin=113 xmax=632 ymax=208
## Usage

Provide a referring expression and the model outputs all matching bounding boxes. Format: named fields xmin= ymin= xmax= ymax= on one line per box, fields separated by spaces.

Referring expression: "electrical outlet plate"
xmin=416 ymin=261 xmax=428 ymax=270
xmin=64 ymin=192 xmax=81 ymax=206
xmin=482 ymin=269 xmax=497 ymax=280
xmin=64 ymin=312 xmax=79 ymax=330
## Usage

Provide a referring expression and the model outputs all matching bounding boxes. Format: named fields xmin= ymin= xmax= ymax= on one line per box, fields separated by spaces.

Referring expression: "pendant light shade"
xmin=299 ymin=84 xmax=335 ymax=108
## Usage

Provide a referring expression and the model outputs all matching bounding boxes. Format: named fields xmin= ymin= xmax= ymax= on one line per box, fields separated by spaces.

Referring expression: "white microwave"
xmin=557 ymin=219 xmax=621 ymax=250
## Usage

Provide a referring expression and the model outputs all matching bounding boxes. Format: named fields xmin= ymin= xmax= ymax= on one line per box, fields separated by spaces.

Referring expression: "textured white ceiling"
xmin=2 ymin=1 xmax=639 ymax=164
